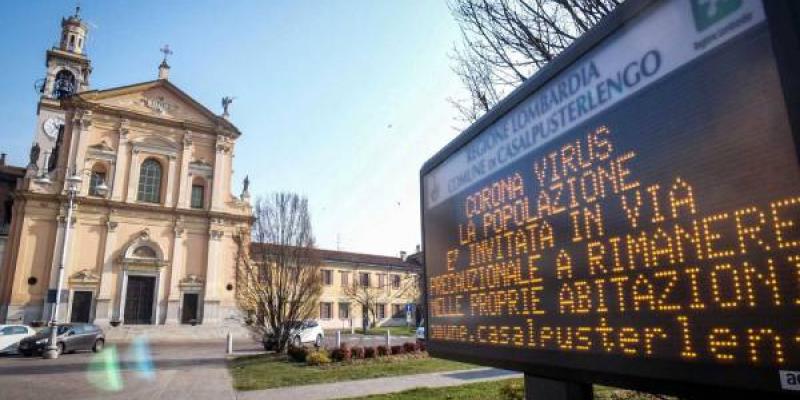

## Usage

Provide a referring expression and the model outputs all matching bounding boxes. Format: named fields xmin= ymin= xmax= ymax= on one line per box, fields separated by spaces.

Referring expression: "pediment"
xmin=77 ymin=80 xmax=235 ymax=132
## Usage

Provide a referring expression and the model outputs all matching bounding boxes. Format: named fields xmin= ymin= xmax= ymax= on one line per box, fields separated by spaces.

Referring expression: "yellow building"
xmin=309 ymin=248 xmax=421 ymax=330
xmin=0 ymin=9 xmax=251 ymax=326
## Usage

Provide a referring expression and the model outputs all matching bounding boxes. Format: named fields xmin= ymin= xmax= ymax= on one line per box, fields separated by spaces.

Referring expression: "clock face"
xmin=42 ymin=117 xmax=64 ymax=139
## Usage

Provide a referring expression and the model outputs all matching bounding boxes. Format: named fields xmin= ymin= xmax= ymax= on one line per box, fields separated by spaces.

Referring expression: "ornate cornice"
xmin=61 ymin=98 xmax=237 ymax=138
xmin=210 ymin=228 xmax=224 ymax=241
xmin=174 ymin=216 xmax=185 ymax=238
xmin=69 ymin=268 xmax=100 ymax=285
xmin=15 ymin=191 xmax=253 ymax=223
xmin=179 ymin=274 xmax=204 ymax=290
xmin=73 ymin=109 xmax=93 ymax=131
xmin=118 ymin=118 xmax=130 ymax=139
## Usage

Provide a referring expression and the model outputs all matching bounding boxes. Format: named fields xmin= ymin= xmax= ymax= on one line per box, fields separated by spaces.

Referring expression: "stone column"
xmin=94 ymin=217 xmax=118 ymax=325
xmin=42 ymin=214 xmax=66 ymax=322
xmin=125 ymin=149 xmax=141 ymax=203
xmin=210 ymin=137 xmax=229 ymax=212
xmin=111 ymin=119 xmax=129 ymax=202
xmin=70 ymin=111 xmax=92 ymax=195
xmin=156 ymin=263 xmax=168 ymax=325
xmin=43 ymin=209 xmax=77 ymax=322
xmin=203 ymin=227 xmax=224 ymax=324
xmin=166 ymin=221 xmax=185 ymax=325
xmin=176 ymin=132 xmax=192 ymax=209
xmin=164 ymin=155 xmax=177 ymax=206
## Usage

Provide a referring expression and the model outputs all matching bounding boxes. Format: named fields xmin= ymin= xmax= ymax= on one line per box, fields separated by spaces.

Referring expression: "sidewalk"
xmin=235 ymin=367 xmax=521 ymax=400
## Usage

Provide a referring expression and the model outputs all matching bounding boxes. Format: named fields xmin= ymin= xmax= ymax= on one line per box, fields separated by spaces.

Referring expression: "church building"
xmin=0 ymin=8 xmax=252 ymax=327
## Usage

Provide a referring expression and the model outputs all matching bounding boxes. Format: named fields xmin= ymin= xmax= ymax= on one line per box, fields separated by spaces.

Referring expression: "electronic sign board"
xmin=420 ymin=0 xmax=800 ymax=396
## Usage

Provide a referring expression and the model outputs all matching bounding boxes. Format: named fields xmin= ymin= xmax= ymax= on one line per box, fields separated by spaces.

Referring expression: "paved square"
xmin=0 ymin=341 xmax=237 ymax=400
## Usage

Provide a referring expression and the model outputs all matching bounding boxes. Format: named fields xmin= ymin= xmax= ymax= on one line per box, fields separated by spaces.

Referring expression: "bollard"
xmin=226 ymin=331 xmax=233 ymax=355
xmin=336 ymin=330 xmax=341 ymax=348
xmin=386 ymin=329 xmax=391 ymax=348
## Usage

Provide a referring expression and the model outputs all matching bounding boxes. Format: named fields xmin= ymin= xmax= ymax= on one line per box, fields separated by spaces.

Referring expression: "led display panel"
xmin=421 ymin=0 xmax=800 ymax=395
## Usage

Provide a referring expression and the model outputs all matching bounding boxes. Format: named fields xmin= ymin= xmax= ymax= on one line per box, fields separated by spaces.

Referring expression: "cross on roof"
xmin=160 ymin=44 xmax=173 ymax=63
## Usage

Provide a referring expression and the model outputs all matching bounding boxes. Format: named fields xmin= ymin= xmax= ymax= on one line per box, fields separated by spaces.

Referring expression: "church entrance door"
xmin=181 ymin=293 xmax=199 ymax=324
xmin=70 ymin=291 xmax=92 ymax=323
xmin=124 ymin=276 xmax=155 ymax=325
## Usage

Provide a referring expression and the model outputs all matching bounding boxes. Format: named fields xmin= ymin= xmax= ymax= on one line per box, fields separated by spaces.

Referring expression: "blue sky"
xmin=1 ymin=1 xmax=466 ymax=256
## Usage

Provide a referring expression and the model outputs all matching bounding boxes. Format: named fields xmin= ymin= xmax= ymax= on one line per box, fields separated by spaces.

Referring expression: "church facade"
xmin=0 ymin=9 xmax=252 ymax=326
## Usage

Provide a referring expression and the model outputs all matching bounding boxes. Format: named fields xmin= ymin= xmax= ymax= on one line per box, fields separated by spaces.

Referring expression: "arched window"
xmin=53 ymin=70 xmax=76 ymax=99
xmin=137 ymin=159 xmax=162 ymax=203
xmin=88 ymin=163 xmax=108 ymax=197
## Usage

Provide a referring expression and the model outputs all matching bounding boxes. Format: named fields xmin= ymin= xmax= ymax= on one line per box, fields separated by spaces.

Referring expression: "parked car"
xmin=416 ymin=319 xmax=425 ymax=343
xmin=18 ymin=323 xmax=105 ymax=356
xmin=0 ymin=325 xmax=36 ymax=354
xmin=262 ymin=320 xmax=324 ymax=350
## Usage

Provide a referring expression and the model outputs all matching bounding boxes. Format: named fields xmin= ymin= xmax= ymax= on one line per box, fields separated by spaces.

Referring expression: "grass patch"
xmin=342 ymin=380 xmax=671 ymax=400
xmin=230 ymin=353 xmax=474 ymax=391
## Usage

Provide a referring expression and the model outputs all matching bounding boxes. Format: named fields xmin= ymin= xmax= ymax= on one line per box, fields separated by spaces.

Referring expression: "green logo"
xmin=690 ymin=0 xmax=742 ymax=32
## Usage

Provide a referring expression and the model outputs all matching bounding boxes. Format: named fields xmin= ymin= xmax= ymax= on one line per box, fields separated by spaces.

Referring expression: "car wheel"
xmin=315 ymin=334 xmax=323 ymax=347
xmin=293 ymin=336 xmax=302 ymax=347
xmin=92 ymin=339 xmax=104 ymax=353
xmin=56 ymin=342 xmax=65 ymax=355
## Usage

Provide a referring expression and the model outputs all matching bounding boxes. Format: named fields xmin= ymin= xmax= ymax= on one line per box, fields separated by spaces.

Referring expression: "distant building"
xmin=0 ymin=8 xmax=251 ymax=326
xmin=0 ymin=155 xmax=25 ymax=287
xmin=250 ymin=244 xmax=421 ymax=330
xmin=404 ymin=248 xmax=425 ymax=326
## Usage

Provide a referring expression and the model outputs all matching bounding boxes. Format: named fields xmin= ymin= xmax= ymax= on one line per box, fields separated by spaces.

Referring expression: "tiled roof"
xmin=250 ymin=243 xmax=420 ymax=271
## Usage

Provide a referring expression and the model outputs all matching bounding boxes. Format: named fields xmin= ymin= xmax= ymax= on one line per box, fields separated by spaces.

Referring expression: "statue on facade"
xmin=221 ymin=96 xmax=235 ymax=117
xmin=241 ymin=175 xmax=251 ymax=201
xmin=29 ymin=142 xmax=40 ymax=167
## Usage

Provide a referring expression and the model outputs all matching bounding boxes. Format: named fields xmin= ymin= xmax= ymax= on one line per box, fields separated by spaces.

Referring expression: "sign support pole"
xmin=525 ymin=374 xmax=592 ymax=400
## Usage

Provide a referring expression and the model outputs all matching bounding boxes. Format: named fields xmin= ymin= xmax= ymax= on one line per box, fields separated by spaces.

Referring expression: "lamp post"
xmin=43 ymin=170 xmax=95 ymax=359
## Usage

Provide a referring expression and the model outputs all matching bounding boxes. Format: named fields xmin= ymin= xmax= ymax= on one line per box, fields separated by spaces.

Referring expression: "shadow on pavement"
xmin=443 ymin=368 xmax=519 ymax=381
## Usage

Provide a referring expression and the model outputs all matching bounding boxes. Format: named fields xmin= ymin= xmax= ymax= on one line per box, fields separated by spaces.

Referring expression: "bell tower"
xmin=29 ymin=6 xmax=93 ymax=178
xmin=42 ymin=6 xmax=92 ymax=99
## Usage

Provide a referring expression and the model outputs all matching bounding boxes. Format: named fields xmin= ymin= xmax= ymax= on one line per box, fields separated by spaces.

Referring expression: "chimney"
xmin=0 ymin=153 xmax=5 ymax=166
xmin=399 ymin=251 xmax=407 ymax=261
xmin=415 ymin=244 xmax=421 ymax=253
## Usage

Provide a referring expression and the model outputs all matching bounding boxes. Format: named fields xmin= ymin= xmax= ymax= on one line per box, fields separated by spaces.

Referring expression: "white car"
xmin=263 ymin=320 xmax=325 ymax=350
xmin=291 ymin=320 xmax=324 ymax=347
xmin=0 ymin=325 xmax=36 ymax=354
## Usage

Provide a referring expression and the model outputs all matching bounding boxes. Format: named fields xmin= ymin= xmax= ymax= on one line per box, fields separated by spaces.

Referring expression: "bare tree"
xmin=344 ymin=270 xmax=419 ymax=332
xmin=449 ymin=0 xmax=620 ymax=123
xmin=235 ymin=192 xmax=323 ymax=352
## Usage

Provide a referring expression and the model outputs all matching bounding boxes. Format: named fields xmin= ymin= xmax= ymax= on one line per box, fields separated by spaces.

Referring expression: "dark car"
xmin=18 ymin=323 xmax=105 ymax=356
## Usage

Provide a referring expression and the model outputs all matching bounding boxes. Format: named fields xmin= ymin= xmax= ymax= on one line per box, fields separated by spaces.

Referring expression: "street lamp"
xmin=43 ymin=170 xmax=82 ymax=359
